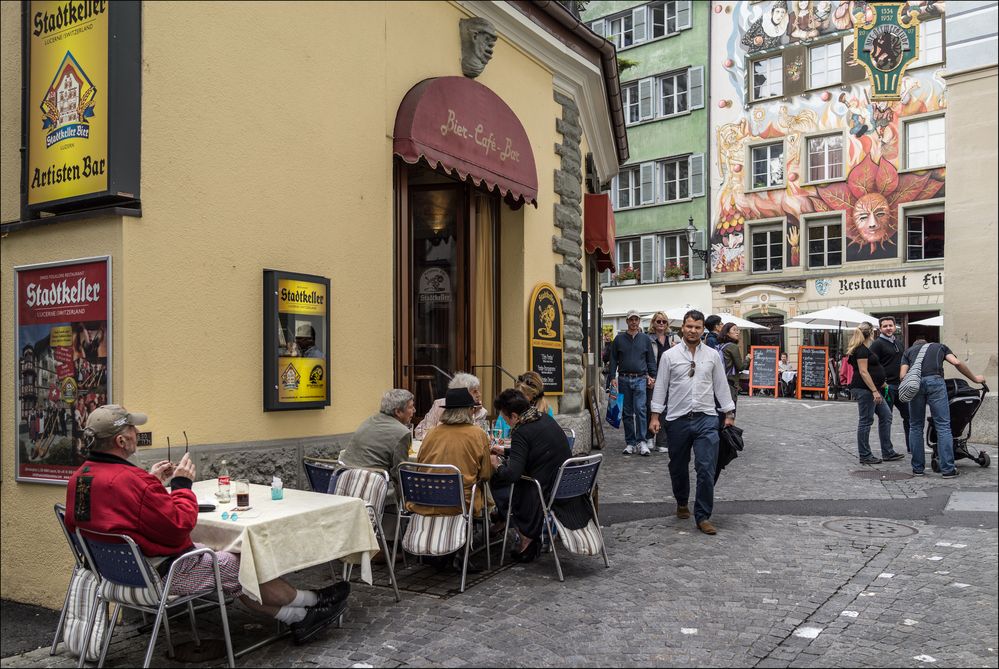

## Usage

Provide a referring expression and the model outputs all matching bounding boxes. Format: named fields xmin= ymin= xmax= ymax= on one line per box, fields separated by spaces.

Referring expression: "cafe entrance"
xmin=394 ymin=162 xmax=501 ymax=419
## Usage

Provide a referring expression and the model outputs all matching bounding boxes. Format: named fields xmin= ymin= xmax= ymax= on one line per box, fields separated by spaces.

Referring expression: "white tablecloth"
xmin=781 ymin=371 xmax=797 ymax=383
xmin=191 ymin=480 xmax=378 ymax=602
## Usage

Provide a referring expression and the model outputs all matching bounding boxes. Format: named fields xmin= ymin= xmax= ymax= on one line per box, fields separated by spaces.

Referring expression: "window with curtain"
xmin=906 ymin=116 xmax=945 ymax=169
xmin=807 ymin=134 xmax=843 ymax=182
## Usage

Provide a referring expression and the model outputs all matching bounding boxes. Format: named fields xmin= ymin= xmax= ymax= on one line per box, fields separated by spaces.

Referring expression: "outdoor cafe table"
xmin=190 ymin=480 xmax=379 ymax=603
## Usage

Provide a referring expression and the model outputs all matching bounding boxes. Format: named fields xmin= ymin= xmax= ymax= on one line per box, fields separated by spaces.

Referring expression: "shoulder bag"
xmin=897 ymin=344 xmax=929 ymax=403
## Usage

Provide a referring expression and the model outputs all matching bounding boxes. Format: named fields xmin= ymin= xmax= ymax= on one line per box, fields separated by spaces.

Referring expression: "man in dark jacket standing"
xmin=869 ymin=316 xmax=910 ymax=452
xmin=606 ymin=310 xmax=657 ymax=456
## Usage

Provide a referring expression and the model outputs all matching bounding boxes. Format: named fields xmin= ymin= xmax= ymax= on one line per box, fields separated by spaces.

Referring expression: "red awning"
xmin=584 ymin=193 xmax=617 ymax=273
xmin=394 ymin=77 xmax=538 ymax=208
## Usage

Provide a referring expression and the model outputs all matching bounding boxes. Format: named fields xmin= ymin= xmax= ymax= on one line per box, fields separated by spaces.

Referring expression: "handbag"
xmin=898 ymin=344 xmax=929 ymax=403
xmin=63 ymin=568 xmax=110 ymax=662
xmin=605 ymin=391 xmax=621 ymax=429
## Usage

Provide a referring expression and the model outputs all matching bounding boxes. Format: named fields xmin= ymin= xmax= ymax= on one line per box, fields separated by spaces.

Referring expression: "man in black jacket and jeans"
xmin=869 ymin=316 xmax=910 ymax=452
xmin=607 ymin=310 xmax=657 ymax=456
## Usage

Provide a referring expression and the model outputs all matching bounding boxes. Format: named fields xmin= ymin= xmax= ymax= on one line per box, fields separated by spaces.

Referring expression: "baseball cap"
xmin=85 ymin=405 xmax=148 ymax=438
xmin=296 ymin=323 xmax=316 ymax=339
xmin=626 ymin=309 xmax=641 ymax=320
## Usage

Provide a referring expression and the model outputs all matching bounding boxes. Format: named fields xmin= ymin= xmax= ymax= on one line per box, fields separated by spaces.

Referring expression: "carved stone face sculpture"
xmin=852 ymin=192 xmax=892 ymax=244
xmin=460 ymin=17 xmax=497 ymax=78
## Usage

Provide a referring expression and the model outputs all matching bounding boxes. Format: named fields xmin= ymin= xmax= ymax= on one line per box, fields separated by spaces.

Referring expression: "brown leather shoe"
xmin=697 ymin=520 xmax=717 ymax=535
xmin=676 ymin=505 xmax=691 ymax=520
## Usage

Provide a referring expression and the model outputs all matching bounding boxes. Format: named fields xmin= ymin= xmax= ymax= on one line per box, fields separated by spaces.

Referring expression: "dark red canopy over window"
xmin=584 ymin=193 xmax=617 ymax=273
xmin=394 ymin=77 xmax=538 ymax=208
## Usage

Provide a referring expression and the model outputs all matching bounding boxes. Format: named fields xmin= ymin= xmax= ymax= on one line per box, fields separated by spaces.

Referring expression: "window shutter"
xmin=632 ymin=7 xmax=647 ymax=43
xmin=841 ymin=35 xmax=868 ymax=84
xmin=640 ymin=162 xmax=655 ymax=205
xmin=610 ymin=176 xmax=618 ymax=209
xmin=592 ymin=19 xmax=605 ymax=37
xmin=688 ymin=66 xmax=704 ymax=109
xmin=690 ymin=230 xmax=706 ymax=279
xmin=689 ymin=153 xmax=705 ymax=197
xmin=677 ymin=0 xmax=692 ymax=30
xmin=641 ymin=235 xmax=656 ymax=283
xmin=783 ymin=44 xmax=807 ymax=97
xmin=639 ymin=77 xmax=654 ymax=120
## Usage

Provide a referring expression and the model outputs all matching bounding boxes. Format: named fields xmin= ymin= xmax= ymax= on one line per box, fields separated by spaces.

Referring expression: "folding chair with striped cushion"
xmin=330 ymin=467 xmax=401 ymax=602
xmin=393 ymin=463 xmax=480 ymax=593
xmin=500 ymin=454 xmax=609 ymax=581
xmin=75 ymin=529 xmax=235 ymax=668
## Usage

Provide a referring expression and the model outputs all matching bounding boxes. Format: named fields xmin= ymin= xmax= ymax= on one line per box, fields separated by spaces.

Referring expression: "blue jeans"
xmin=851 ymin=388 xmax=894 ymax=459
xmin=620 ymin=375 xmax=648 ymax=447
xmin=908 ymin=376 xmax=955 ymax=474
xmin=885 ymin=383 xmax=911 ymax=452
xmin=665 ymin=413 xmax=719 ymax=523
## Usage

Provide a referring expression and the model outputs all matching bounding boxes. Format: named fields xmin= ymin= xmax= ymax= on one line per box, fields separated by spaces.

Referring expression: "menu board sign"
xmin=749 ymin=346 xmax=779 ymax=396
xmin=263 ymin=270 xmax=331 ymax=411
xmin=528 ymin=282 xmax=564 ymax=395
xmin=15 ymin=257 xmax=111 ymax=484
xmin=798 ymin=346 xmax=829 ymax=400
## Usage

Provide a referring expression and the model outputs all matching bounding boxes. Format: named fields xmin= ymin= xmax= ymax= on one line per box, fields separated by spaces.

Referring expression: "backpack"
xmin=717 ymin=342 xmax=737 ymax=376
xmin=840 ymin=358 xmax=855 ymax=386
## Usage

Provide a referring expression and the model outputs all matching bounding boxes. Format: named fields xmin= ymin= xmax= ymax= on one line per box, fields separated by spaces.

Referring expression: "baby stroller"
xmin=927 ymin=380 xmax=990 ymax=472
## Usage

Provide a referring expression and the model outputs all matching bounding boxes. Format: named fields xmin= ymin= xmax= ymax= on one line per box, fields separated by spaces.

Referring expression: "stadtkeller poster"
xmin=15 ymin=257 xmax=111 ymax=484
xmin=276 ymin=277 xmax=328 ymax=404
xmin=27 ymin=0 xmax=110 ymax=206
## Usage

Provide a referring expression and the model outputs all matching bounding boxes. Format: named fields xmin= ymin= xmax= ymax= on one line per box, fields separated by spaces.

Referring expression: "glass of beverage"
xmin=235 ymin=479 xmax=250 ymax=508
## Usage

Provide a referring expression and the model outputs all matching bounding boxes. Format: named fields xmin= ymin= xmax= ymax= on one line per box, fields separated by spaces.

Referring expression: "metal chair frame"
xmin=500 ymin=454 xmax=609 ymax=581
xmin=392 ymin=462 xmax=489 ymax=593
xmin=75 ymin=528 xmax=235 ymax=668
xmin=329 ymin=467 xmax=401 ymax=602
xmin=303 ymin=457 xmax=341 ymax=493
xmin=563 ymin=428 xmax=576 ymax=450
xmin=51 ymin=503 xmax=87 ymax=656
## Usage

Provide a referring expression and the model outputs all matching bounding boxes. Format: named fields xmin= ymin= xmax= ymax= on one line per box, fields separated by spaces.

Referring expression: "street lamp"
xmin=682 ymin=216 xmax=712 ymax=279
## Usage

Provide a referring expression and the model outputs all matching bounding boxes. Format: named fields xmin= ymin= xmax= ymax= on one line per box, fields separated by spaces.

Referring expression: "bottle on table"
xmin=217 ymin=459 xmax=231 ymax=503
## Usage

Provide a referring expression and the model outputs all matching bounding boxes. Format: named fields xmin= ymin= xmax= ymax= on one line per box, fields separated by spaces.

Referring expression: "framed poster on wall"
xmin=528 ymin=282 xmax=564 ymax=395
xmin=15 ymin=256 xmax=111 ymax=484
xmin=263 ymin=270 xmax=331 ymax=411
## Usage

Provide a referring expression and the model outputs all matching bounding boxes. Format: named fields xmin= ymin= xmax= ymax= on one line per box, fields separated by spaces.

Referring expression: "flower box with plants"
xmin=614 ymin=266 xmax=640 ymax=284
xmin=664 ymin=261 xmax=689 ymax=280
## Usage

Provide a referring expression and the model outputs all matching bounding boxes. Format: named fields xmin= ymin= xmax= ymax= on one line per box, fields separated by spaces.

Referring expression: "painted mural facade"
xmin=710 ymin=0 xmax=947 ymax=275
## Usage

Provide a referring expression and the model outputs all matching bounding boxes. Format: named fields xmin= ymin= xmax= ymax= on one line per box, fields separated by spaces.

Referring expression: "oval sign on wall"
xmin=528 ymin=282 xmax=564 ymax=396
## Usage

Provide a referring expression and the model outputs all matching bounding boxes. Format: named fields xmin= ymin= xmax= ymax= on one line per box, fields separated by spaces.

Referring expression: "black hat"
xmin=443 ymin=387 xmax=476 ymax=409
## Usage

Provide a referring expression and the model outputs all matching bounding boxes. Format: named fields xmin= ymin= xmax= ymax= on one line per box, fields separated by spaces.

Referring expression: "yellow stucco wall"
xmin=1 ymin=2 xmax=581 ymax=607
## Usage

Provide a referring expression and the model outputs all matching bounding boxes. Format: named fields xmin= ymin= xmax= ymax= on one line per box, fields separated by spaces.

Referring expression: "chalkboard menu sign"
xmin=749 ymin=346 xmax=779 ymax=395
xmin=529 ymin=282 xmax=564 ymax=395
xmin=798 ymin=346 xmax=829 ymax=400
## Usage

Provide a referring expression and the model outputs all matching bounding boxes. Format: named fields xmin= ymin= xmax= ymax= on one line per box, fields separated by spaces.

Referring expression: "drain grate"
xmin=822 ymin=518 xmax=918 ymax=538
xmin=851 ymin=469 xmax=914 ymax=481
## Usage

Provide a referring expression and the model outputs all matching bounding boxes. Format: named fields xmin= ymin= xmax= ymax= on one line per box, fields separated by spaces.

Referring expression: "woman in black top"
xmin=490 ymin=389 xmax=588 ymax=562
xmin=846 ymin=323 xmax=902 ymax=464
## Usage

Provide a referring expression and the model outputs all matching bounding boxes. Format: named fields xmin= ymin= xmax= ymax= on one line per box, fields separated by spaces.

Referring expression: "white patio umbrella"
xmin=719 ymin=314 xmax=767 ymax=329
xmin=663 ymin=305 xmax=709 ymax=324
xmin=909 ymin=315 xmax=942 ymax=326
xmin=788 ymin=305 xmax=878 ymax=328
xmin=781 ymin=321 xmax=853 ymax=330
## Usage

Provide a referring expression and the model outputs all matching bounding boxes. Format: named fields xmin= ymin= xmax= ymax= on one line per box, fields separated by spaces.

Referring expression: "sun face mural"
xmin=711 ymin=0 xmax=947 ymax=273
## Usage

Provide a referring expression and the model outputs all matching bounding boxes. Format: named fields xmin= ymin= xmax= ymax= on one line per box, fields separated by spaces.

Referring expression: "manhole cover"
xmin=850 ymin=470 xmax=914 ymax=481
xmin=822 ymin=518 xmax=918 ymax=538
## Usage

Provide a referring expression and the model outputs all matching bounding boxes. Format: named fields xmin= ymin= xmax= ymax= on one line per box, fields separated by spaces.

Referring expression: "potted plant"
xmin=664 ymin=261 xmax=688 ymax=281
xmin=615 ymin=266 xmax=640 ymax=285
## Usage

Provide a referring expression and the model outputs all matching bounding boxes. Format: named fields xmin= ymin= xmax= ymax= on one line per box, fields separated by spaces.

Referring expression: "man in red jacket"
xmin=66 ymin=405 xmax=348 ymax=644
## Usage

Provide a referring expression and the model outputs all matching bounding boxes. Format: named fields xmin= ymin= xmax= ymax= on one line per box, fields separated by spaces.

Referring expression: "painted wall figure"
xmin=711 ymin=0 xmax=947 ymax=274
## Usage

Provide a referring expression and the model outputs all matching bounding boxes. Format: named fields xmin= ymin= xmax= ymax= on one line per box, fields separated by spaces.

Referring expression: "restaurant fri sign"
xmin=853 ymin=2 xmax=921 ymax=101
xmin=528 ymin=283 xmax=564 ymax=396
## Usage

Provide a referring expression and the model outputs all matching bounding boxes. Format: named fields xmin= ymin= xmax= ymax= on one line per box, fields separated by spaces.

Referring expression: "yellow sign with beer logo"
xmin=278 ymin=279 xmax=326 ymax=316
xmin=27 ymin=1 xmax=109 ymax=205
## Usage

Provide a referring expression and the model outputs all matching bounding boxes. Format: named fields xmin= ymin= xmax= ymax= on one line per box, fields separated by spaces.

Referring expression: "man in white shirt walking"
xmin=649 ymin=310 xmax=736 ymax=535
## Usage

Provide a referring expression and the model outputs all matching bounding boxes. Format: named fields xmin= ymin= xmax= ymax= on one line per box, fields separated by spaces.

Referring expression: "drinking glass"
xmin=235 ymin=479 xmax=250 ymax=508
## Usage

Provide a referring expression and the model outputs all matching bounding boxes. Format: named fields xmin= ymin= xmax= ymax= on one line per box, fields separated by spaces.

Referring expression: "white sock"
xmin=290 ymin=589 xmax=318 ymax=608
xmin=274 ymin=605 xmax=307 ymax=624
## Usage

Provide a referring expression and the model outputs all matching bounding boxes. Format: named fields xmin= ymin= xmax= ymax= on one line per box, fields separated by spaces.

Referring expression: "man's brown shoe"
xmin=697 ymin=520 xmax=717 ymax=535
xmin=676 ymin=505 xmax=691 ymax=520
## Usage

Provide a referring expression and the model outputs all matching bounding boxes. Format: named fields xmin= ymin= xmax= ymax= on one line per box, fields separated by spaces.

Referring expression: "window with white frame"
xmin=906 ymin=116 xmax=945 ymax=169
xmin=623 ymin=82 xmax=640 ymax=124
xmin=909 ymin=19 xmax=943 ymax=68
xmin=616 ymin=238 xmax=642 ymax=277
xmin=751 ymin=55 xmax=783 ymax=101
xmin=808 ymin=42 xmax=842 ymax=88
xmin=595 ymin=1 xmax=692 ymax=45
xmin=622 ymin=78 xmax=654 ymax=124
xmin=906 ymin=210 xmax=945 ymax=261
xmin=659 ymin=67 xmax=704 ymax=116
xmin=612 ymin=163 xmax=655 ymax=209
xmin=751 ymin=142 xmax=784 ymax=189
xmin=606 ymin=13 xmax=635 ymax=49
xmin=807 ymin=134 xmax=844 ymax=182
xmin=649 ymin=1 xmax=692 ymax=39
xmin=660 ymin=233 xmax=690 ymax=279
xmin=751 ymin=226 xmax=784 ymax=273
xmin=661 ymin=157 xmax=689 ymax=202
xmin=807 ymin=217 xmax=842 ymax=268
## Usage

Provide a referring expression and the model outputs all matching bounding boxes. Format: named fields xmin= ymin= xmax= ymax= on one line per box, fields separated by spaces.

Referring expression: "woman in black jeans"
xmin=846 ymin=323 xmax=904 ymax=465
xmin=489 ymin=389 xmax=589 ymax=562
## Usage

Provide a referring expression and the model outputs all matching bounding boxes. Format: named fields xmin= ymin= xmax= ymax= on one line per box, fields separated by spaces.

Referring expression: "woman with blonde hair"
xmin=846 ymin=323 xmax=903 ymax=465
xmin=493 ymin=371 xmax=553 ymax=438
xmin=644 ymin=311 xmax=672 ymax=452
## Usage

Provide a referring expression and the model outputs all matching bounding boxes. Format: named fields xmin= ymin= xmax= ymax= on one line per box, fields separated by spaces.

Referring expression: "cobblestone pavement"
xmin=4 ymin=397 xmax=996 ymax=668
